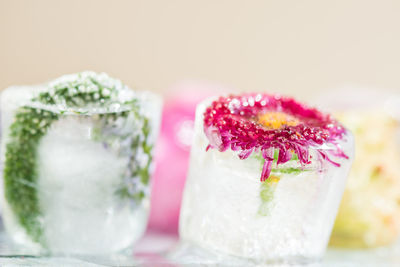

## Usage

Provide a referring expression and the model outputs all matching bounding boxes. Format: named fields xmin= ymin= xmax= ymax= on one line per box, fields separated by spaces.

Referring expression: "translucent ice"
xmin=179 ymin=99 xmax=354 ymax=263
xmin=0 ymin=73 xmax=161 ymax=254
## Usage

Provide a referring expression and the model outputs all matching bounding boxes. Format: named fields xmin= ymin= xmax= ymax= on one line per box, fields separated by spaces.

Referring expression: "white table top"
xmin=0 ymin=230 xmax=399 ymax=266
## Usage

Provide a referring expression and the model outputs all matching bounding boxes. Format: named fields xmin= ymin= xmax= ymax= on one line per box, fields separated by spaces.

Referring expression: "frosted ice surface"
xmin=37 ymin=116 xmax=147 ymax=254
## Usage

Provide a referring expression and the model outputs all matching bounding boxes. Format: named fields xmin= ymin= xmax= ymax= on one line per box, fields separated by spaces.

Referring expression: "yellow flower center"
xmin=267 ymin=175 xmax=281 ymax=183
xmin=258 ymin=112 xmax=300 ymax=129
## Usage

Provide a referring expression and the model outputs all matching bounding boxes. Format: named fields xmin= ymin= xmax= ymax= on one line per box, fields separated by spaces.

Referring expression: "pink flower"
xmin=203 ymin=93 xmax=348 ymax=181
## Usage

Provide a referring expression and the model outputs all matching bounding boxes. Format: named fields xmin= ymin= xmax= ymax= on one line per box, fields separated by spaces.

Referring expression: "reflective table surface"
xmin=0 ymin=230 xmax=399 ymax=266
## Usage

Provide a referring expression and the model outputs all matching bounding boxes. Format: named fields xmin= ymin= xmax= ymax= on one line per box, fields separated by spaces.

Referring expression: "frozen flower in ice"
xmin=203 ymin=94 xmax=348 ymax=181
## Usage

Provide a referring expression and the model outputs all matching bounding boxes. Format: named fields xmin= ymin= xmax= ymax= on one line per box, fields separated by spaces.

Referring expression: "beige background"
xmin=1 ymin=0 xmax=400 ymax=100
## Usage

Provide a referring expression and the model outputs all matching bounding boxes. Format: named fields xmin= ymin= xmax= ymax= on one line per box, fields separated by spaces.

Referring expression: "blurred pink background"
xmin=148 ymin=82 xmax=229 ymax=233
